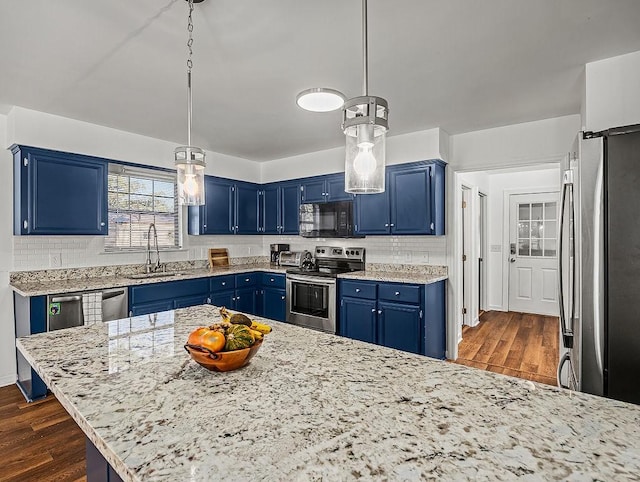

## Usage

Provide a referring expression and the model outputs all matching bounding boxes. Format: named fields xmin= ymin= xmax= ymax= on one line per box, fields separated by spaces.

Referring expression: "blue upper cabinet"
xmin=235 ymin=181 xmax=260 ymax=234
xmin=189 ymin=177 xmax=261 ymax=235
xmin=12 ymin=145 xmax=108 ymax=235
xmin=300 ymin=173 xmax=353 ymax=204
xmin=261 ymin=181 xmax=300 ymax=235
xmin=279 ymin=181 xmax=301 ymax=234
xmin=354 ymin=160 xmax=445 ymax=236
xmin=262 ymin=184 xmax=280 ymax=234
xmin=188 ymin=177 xmax=234 ymax=235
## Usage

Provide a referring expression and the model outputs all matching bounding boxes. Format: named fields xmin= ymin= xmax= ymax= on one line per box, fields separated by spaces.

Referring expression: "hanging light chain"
xmin=187 ymin=0 xmax=194 ymax=73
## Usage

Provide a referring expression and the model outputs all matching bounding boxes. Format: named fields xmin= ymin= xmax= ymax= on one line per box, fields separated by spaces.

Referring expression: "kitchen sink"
xmin=126 ymin=272 xmax=183 ymax=280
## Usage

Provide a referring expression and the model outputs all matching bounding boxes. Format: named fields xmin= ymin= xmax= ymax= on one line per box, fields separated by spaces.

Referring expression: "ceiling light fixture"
xmin=342 ymin=0 xmax=388 ymax=194
xmin=175 ymin=0 xmax=206 ymax=206
xmin=296 ymin=87 xmax=345 ymax=112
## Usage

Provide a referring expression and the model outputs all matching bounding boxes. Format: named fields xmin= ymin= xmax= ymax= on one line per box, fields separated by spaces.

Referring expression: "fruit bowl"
xmin=184 ymin=340 xmax=263 ymax=372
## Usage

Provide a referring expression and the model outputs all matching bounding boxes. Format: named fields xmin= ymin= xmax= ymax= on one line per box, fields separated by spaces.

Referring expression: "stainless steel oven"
xmin=286 ymin=274 xmax=337 ymax=333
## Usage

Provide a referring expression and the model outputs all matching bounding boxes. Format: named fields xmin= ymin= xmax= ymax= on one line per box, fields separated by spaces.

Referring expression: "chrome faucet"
xmin=146 ymin=223 xmax=161 ymax=273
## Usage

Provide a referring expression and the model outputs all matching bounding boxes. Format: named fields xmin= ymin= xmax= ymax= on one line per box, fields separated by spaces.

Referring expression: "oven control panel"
xmin=314 ymin=246 xmax=365 ymax=261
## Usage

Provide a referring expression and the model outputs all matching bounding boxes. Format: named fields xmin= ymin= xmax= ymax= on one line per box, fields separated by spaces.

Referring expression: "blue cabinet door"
xmin=189 ymin=176 xmax=234 ymax=235
xmin=174 ymin=295 xmax=210 ymax=309
xmin=130 ymin=300 xmax=175 ymax=316
xmin=424 ymin=280 xmax=446 ymax=359
xmin=300 ymin=178 xmax=326 ymax=203
xmin=325 ymin=173 xmax=353 ymax=202
xmin=339 ymin=297 xmax=377 ymax=344
xmin=263 ymin=288 xmax=286 ymax=322
xmin=210 ymin=290 xmax=235 ymax=309
xmin=235 ymin=287 xmax=257 ymax=315
xmin=377 ymin=300 xmax=422 ymax=354
xmin=354 ymin=187 xmax=390 ymax=235
xmin=389 ymin=164 xmax=432 ymax=234
xmin=13 ymin=146 xmax=108 ymax=235
xmin=262 ymin=184 xmax=280 ymax=234
xmin=280 ymin=182 xmax=301 ymax=234
xmin=235 ymin=182 xmax=260 ymax=234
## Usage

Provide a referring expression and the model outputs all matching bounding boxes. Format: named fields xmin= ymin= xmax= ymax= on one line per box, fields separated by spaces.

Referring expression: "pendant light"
xmin=175 ymin=0 xmax=206 ymax=206
xmin=342 ymin=0 xmax=388 ymax=194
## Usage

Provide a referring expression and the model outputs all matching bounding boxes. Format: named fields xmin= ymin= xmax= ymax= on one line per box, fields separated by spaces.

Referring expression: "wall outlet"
xmin=49 ymin=253 xmax=62 ymax=268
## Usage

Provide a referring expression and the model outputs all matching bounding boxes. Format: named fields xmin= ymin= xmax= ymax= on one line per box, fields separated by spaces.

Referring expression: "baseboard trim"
xmin=0 ymin=374 xmax=16 ymax=388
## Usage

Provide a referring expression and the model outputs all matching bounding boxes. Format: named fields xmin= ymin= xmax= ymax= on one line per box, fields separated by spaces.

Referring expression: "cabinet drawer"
xmin=340 ymin=280 xmax=376 ymax=299
xmin=378 ymin=283 xmax=421 ymax=304
xmin=235 ymin=272 xmax=259 ymax=288
xmin=210 ymin=274 xmax=235 ymax=292
xmin=261 ymin=272 xmax=285 ymax=289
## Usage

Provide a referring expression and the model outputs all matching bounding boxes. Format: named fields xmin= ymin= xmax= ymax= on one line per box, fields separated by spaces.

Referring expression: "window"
xmin=106 ymin=165 xmax=179 ymax=250
xmin=517 ymin=201 xmax=557 ymax=257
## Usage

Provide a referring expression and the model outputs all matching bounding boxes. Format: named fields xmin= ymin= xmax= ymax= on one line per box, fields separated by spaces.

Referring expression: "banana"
xmin=251 ymin=321 xmax=272 ymax=334
xmin=219 ymin=307 xmax=231 ymax=322
xmin=249 ymin=328 xmax=264 ymax=341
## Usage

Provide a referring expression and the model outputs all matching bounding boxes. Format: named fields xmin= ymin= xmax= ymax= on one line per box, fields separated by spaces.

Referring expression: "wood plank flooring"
xmin=0 ymin=385 xmax=86 ymax=482
xmin=454 ymin=311 xmax=559 ymax=386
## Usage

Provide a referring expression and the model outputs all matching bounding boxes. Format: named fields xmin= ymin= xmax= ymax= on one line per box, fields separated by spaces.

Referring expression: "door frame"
xmin=461 ymin=185 xmax=472 ymax=334
xmin=478 ymin=191 xmax=488 ymax=314
xmin=501 ymin=186 xmax=559 ymax=312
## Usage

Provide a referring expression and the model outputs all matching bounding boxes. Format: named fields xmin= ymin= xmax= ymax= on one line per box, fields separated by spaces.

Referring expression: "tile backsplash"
xmin=12 ymin=233 xmax=446 ymax=271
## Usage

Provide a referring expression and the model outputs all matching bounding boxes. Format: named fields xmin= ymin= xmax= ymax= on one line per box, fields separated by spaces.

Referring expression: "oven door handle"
xmin=286 ymin=274 xmax=336 ymax=286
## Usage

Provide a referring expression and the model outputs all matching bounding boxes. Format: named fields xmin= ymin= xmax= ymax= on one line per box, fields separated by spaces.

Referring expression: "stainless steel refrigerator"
xmin=558 ymin=125 xmax=640 ymax=405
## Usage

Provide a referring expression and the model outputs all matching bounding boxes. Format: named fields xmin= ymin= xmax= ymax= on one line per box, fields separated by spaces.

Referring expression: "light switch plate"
xmin=49 ymin=253 xmax=62 ymax=268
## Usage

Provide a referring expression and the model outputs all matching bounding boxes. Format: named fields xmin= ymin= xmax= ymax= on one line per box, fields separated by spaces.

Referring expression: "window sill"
xmin=99 ymin=248 xmax=188 ymax=255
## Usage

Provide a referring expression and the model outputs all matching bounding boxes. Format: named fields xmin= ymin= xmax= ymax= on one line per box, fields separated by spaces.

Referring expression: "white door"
xmin=508 ymin=192 xmax=559 ymax=315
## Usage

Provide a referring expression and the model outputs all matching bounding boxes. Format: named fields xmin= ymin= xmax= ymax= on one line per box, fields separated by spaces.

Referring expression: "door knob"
xmin=510 ymin=257 xmax=516 ymax=263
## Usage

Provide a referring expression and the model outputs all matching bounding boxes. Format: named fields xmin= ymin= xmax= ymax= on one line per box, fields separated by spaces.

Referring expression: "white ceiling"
xmin=1 ymin=0 xmax=640 ymax=161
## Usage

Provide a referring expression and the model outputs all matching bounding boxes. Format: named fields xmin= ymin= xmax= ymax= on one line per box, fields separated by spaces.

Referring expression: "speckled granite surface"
xmin=10 ymin=262 xmax=287 ymax=297
xmin=341 ymin=263 xmax=448 ymax=284
xmin=10 ymin=260 xmax=447 ymax=296
xmin=17 ymin=305 xmax=640 ymax=481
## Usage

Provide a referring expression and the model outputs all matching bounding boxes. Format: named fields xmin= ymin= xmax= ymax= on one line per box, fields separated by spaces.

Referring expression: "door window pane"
xmin=517 ymin=200 xmax=557 ymax=258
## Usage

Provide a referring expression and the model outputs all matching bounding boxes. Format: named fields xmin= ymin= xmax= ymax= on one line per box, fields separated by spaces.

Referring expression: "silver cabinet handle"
xmin=378 ymin=310 xmax=382 ymax=315
xmin=100 ymin=222 xmax=106 ymax=227
xmin=270 ymin=278 xmax=274 ymax=282
xmin=355 ymin=288 xmax=361 ymax=293
xmin=371 ymin=308 xmax=376 ymax=313
xmin=23 ymin=220 xmax=28 ymax=230
xmin=390 ymin=223 xmax=395 ymax=227
xmin=384 ymin=223 xmax=389 ymax=227
xmin=245 ymin=278 xmax=250 ymax=282
xmin=221 ymin=281 xmax=226 ymax=286
xmin=395 ymin=291 xmax=400 ymax=296
xmin=281 ymin=296 xmax=285 ymax=300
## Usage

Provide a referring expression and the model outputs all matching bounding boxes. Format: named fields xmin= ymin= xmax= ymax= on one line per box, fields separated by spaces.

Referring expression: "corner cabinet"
xmin=188 ymin=177 xmax=260 ymax=235
xmin=12 ymin=145 xmax=108 ymax=235
xmin=354 ymin=160 xmax=445 ymax=236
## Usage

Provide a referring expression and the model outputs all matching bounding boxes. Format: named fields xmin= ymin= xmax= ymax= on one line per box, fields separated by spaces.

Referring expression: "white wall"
xmin=585 ymin=50 xmax=640 ymax=132
xmin=0 ymin=113 xmax=16 ymax=386
xmin=261 ymin=128 xmax=449 ymax=183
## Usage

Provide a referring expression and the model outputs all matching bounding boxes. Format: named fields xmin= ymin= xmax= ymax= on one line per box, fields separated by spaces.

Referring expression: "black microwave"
xmin=299 ymin=201 xmax=360 ymax=238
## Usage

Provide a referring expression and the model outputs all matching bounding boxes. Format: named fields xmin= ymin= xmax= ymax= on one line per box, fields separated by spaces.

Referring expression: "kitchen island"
xmin=17 ymin=305 xmax=640 ymax=481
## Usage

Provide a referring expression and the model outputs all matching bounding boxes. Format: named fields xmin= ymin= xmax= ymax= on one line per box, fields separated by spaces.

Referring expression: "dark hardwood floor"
xmin=454 ymin=311 xmax=559 ymax=386
xmin=0 ymin=385 xmax=86 ymax=482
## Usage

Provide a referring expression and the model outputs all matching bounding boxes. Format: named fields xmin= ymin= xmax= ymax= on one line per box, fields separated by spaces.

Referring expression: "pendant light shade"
xmin=343 ymin=0 xmax=389 ymax=194
xmin=175 ymin=0 xmax=206 ymax=206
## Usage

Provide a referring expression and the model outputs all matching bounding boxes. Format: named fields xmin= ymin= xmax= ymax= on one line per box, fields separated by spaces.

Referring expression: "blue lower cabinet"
xmin=377 ymin=301 xmax=422 ymax=355
xmin=424 ymin=280 xmax=446 ymax=359
xmin=130 ymin=300 xmax=174 ymax=316
xmin=174 ymin=295 xmax=210 ymax=309
xmin=234 ymin=287 xmax=257 ymax=314
xmin=210 ymin=290 xmax=236 ymax=309
xmin=86 ymin=437 xmax=124 ymax=482
xmin=263 ymin=288 xmax=286 ymax=322
xmin=339 ymin=297 xmax=377 ymax=344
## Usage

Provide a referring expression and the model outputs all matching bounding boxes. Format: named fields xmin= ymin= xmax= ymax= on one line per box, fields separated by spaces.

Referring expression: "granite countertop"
xmin=9 ymin=263 xmax=288 ymax=297
xmin=17 ymin=304 xmax=640 ymax=481
xmin=338 ymin=270 xmax=448 ymax=284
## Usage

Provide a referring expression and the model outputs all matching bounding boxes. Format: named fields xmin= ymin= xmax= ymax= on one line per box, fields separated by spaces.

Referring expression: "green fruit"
xmin=224 ymin=324 xmax=255 ymax=351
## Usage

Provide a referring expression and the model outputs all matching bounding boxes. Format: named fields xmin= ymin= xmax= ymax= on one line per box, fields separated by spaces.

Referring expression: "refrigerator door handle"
xmin=593 ymin=160 xmax=604 ymax=375
xmin=558 ymin=171 xmax=574 ymax=349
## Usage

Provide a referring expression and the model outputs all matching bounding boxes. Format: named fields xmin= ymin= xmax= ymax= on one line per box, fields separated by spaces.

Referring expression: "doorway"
xmin=461 ymin=186 xmax=472 ymax=330
xmin=507 ymin=192 xmax=559 ymax=315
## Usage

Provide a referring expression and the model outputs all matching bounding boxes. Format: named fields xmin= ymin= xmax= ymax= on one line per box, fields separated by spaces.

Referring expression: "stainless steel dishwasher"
xmin=47 ymin=288 xmax=128 ymax=331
